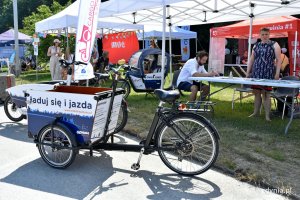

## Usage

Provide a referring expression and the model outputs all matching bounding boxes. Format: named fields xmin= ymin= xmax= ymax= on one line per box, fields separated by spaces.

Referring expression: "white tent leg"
xmin=169 ymin=28 xmax=172 ymax=85
xmin=247 ymin=4 xmax=255 ymax=68
xmin=143 ymin=29 xmax=145 ymax=49
xmin=168 ymin=5 xmax=173 ymax=87
xmin=195 ymin=38 xmax=197 ymax=53
xmin=161 ymin=4 xmax=166 ymax=89
xmin=66 ymin=27 xmax=69 ymax=49
xmin=293 ymin=31 xmax=297 ymax=76
xmin=13 ymin=0 xmax=20 ymax=76
xmin=247 ymin=18 xmax=253 ymax=64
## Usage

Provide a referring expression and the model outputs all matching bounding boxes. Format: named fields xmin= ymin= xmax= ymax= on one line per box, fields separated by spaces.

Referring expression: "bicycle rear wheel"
xmin=156 ymin=113 xmax=219 ymax=176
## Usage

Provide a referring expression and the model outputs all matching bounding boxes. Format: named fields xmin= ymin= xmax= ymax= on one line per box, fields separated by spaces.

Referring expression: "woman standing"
xmin=47 ymin=39 xmax=62 ymax=80
xmin=246 ymin=27 xmax=281 ymax=121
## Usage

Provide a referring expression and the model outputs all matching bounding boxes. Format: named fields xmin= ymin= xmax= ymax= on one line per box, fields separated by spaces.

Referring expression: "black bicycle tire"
xmin=155 ymin=112 xmax=219 ymax=176
xmin=4 ymin=96 xmax=25 ymax=122
xmin=37 ymin=123 xmax=77 ymax=169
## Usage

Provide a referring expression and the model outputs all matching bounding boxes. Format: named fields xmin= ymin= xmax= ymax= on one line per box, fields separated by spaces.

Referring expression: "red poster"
xmin=102 ymin=31 xmax=139 ymax=64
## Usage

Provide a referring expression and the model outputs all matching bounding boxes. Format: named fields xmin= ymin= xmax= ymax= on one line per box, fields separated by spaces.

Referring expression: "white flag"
xmin=180 ymin=26 xmax=190 ymax=61
xmin=74 ymin=0 xmax=101 ymax=80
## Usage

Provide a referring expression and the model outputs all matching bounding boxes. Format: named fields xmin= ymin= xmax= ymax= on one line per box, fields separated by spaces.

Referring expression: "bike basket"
xmin=26 ymin=85 xmax=125 ymax=144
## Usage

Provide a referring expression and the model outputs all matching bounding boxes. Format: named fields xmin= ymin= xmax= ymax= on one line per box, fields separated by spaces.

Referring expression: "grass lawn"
xmin=12 ymin=70 xmax=300 ymax=197
xmin=125 ymin=79 xmax=300 ymax=198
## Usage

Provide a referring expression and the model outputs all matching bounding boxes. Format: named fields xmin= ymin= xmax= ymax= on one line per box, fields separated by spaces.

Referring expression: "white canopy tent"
xmin=100 ymin=0 xmax=300 ymax=26
xmin=35 ymin=0 xmax=144 ymax=33
xmin=35 ymin=0 xmax=144 ymax=61
xmin=137 ymin=26 xmax=197 ymax=40
xmin=137 ymin=25 xmax=197 ymax=78
xmin=99 ymin=0 xmax=300 ymax=85
xmin=37 ymin=0 xmax=300 ymax=86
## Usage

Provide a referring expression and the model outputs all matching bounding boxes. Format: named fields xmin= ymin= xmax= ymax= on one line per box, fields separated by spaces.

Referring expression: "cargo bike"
xmin=25 ymin=65 xmax=220 ymax=176
xmin=4 ymin=61 xmax=128 ymax=134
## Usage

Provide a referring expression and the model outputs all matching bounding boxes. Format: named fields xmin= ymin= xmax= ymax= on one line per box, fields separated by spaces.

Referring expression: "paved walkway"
xmin=0 ymin=105 xmax=288 ymax=200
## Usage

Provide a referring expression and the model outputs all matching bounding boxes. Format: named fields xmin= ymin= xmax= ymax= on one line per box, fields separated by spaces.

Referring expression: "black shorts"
xmin=178 ymin=81 xmax=207 ymax=91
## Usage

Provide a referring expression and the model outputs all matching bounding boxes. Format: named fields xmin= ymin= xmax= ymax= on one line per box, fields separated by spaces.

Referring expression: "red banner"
xmin=102 ymin=31 xmax=139 ymax=64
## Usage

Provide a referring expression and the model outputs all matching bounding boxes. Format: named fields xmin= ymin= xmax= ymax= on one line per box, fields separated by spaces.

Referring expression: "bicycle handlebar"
xmin=105 ymin=64 xmax=131 ymax=74
xmin=59 ymin=59 xmax=87 ymax=68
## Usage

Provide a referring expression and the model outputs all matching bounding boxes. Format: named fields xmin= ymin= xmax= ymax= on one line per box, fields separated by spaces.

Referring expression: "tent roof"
xmin=137 ymin=26 xmax=197 ymax=39
xmin=100 ymin=0 xmax=300 ymax=26
xmin=211 ymin=16 xmax=300 ymax=39
xmin=0 ymin=29 xmax=31 ymax=41
xmin=35 ymin=0 xmax=144 ymax=33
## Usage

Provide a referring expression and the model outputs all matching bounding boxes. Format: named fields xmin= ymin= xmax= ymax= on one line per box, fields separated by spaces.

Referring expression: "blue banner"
xmin=180 ymin=26 xmax=190 ymax=61
xmin=144 ymin=39 xmax=151 ymax=49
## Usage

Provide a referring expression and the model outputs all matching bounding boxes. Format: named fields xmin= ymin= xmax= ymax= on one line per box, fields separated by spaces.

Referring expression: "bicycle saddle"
xmin=154 ymin=89 xmax=180 ymax=103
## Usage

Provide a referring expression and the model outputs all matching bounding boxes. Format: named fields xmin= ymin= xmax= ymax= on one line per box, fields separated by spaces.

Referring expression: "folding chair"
xmin=271 ymin=76 xmax=300 ymax=119
xmin=165 ymin=69 xmax=184 ymax=96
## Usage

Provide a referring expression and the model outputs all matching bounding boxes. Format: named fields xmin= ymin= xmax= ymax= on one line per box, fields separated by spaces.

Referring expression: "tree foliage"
xmin=21 ymin=1 xmax=71 ymax=35
xmin=0 ymin=0 xmax=74 ymax=33
xmin=21 ymin=1 xmax=73 ymax=63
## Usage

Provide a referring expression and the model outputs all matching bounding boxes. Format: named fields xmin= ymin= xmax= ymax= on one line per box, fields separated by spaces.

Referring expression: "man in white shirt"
xmin=177 ymin=51 xmax=219 ymax=101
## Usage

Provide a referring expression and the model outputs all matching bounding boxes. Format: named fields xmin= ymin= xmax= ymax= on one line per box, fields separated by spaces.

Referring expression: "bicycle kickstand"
xmin=131 ymin=147 xmax=144 ymax=170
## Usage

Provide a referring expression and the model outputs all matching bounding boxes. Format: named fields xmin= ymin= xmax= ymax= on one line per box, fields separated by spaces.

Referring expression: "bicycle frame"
xmin=89 ymin=101 xmax=183 ymax=153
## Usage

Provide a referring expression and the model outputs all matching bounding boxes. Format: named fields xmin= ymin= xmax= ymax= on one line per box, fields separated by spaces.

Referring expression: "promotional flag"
xmin=74 ymin=0 xmax=101 ymax=80
xmin=102 ymin=31 xmax=139 ymax=63
xmin=144 ymin=39 xmax=151 ymax=49
xmin=180 ymin=26 xmax=190 ymax=61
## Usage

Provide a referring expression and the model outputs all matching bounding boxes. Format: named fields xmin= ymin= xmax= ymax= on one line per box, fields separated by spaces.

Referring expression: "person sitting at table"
xmin=246 ymin=27 xmax=281 ymax=121
xmin=241 ymin=50 xmax=248 ymax=64
xmin=177 ymin=51 xmax=219 ymax=101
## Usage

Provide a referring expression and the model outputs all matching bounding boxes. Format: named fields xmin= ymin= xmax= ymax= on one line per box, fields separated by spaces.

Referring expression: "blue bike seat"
xmin=154 ymin=89 xmax=180 ymax=103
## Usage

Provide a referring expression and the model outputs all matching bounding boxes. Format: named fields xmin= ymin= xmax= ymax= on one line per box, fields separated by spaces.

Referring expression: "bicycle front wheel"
xmin=156 ymin=113 xmax=219 ymax=176
xmin=115 ymin=79 xmax=130 ymax=99
xmin=37 ymin=123 xmax=77 ymax=169
xmin=4 ymin=96 xmax=25 ymax=122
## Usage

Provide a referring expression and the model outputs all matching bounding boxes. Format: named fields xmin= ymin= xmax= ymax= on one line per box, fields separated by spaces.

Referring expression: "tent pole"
xmin=293 ymin=31 xmax=297 ymax=76
xmin=161 ymin=3 xmax=166 ymax=89
xmin=169 ymin=28 xmax=172 ymax=86
xmin=143 ymin=29 xmax=145 ymax=49
xmin=66 ymin=27 xmax=69 ymax=49
xmin=167 ymin=5 xmax=173 ymax=87
xmin=13 ymin=0 xmax=20 ymax=76
xmin=247 ymin=4 xmax=255 ymax=68
xmin=195 ymin=38 xmax=197 ymax=53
